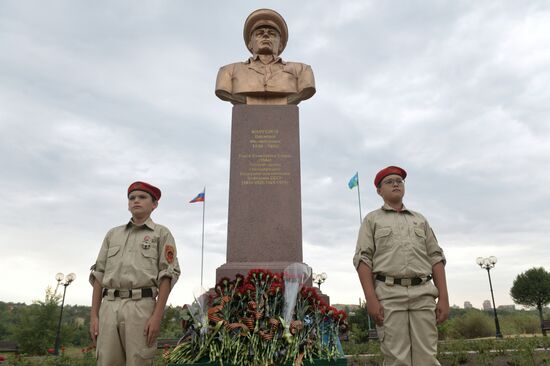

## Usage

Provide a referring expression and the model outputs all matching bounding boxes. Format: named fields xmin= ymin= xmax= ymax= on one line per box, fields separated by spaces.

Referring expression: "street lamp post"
xmin=53 ymin=272 xmax=76 ymax=355
xmin=312 ymin=272 xmax=327 ymax=290
xmin=476 ymin=256 xmax=503 ymax=339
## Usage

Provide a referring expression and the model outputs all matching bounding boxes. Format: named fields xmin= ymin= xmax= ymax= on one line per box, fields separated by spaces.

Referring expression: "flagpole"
xmin=356 ymin=173 xmax=363 ymax=224
xmin=200 ymin=186 xmax=206 ymax=288
xmin=356 ymin=173 xmax=372 ymax=331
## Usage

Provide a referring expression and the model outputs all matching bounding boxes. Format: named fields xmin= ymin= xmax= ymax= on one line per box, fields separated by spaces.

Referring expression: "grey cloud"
xmin=1 ymin=0 xmax=549 ymax=308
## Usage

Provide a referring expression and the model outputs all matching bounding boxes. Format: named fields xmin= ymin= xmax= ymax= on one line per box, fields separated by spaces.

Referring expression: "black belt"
xmin=375 ymin=274 xmax=432 ymax=286
xmin=102 ymin=288 xmax=154 ymax=298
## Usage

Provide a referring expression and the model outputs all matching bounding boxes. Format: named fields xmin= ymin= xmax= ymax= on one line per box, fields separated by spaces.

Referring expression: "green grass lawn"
xmin=344 ymin=335 xmax=550 ymax=366
xmin=2 ymin=337 xmax=550 ymax=366
xmin=0 ymin=347 xmax=166 ymax=366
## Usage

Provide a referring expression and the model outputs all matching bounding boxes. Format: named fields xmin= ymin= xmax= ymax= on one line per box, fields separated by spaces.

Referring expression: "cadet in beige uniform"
xmin=354 ymin=166 xmax=449 ymax=366
xmin=89 ymin=181 xmax=181 ymax=366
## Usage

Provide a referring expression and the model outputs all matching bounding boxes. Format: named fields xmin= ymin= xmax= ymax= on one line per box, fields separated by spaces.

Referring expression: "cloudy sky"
xmin=1 ymin=1 xmax=549 ymax=312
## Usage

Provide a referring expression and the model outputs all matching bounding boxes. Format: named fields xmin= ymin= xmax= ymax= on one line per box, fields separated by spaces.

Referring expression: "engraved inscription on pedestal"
xmin=239 ymin=130 xmax=290 ymax=186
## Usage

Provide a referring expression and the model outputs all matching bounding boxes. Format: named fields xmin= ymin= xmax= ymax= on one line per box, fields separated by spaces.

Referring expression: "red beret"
xmin=128 ymin=181 xmax=161 ymax=201
xmin=374 ymin=166 xmax=407 ymax=187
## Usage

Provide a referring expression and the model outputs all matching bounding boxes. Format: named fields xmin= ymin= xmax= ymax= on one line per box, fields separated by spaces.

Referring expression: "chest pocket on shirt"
xmin=105 ymin=246 xmax=121 ymax=267
xmin=275 ymin=66 xmax=298 ymax=89
xmin=374 ymin=227 xmax=393 ymax=251
xmin=282 ymin=66 xmax=297 ymax=76
xmin=139 ymin=246 xmax=158 ymax=270
xmin=413 ymin=228 xmax=427 ymax=245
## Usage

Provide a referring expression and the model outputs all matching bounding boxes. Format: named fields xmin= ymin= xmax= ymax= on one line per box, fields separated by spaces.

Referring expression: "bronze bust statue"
xmin=215 ymin=9 xmax=316 ymax=105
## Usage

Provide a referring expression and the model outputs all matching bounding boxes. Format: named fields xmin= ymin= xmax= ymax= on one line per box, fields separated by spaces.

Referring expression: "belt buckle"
xmin=106 ymin=289 xmax=115 ymax=301
xmin=132 ymin=289 xmax=142 ymax=300
xmin=118 ymin=289 xmax=130 ymax=298
xmin=401 ymin=278 xmax=412 ymax=287
xmin=385 ymin=276 xmax=394 ymax=286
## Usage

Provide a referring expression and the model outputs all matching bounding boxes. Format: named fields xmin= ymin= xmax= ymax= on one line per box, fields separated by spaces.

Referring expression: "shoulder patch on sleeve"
xmin=165 ymin=244 xmax=175 ymax=264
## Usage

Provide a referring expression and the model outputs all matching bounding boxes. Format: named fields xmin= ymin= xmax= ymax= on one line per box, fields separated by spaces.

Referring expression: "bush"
xmin=500 ymin=311 xmax=541 ymax=335
xmin=437 ymin=319 xmax=452 ymax=340
xmin=348 ymin=302 xmax=372 ymax=344
xmin=11 ymin=289 xmax=59 ymax=355
xmin=342 ymin=340 xmax=382 ymax=356
xmin=446 ymin=310 xmax=494 ymax=339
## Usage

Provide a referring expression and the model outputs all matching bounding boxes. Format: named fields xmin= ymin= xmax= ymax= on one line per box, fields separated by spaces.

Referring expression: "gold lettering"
xmin=239 ymin=130 xmax=293 ymax=185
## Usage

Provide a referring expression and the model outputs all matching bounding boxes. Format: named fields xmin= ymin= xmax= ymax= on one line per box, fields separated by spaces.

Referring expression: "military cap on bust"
xmin=243 ymin=8 xmax=288 ymax=54
xmin=128 ymin=181 xmax=161 ymax=201
xmin=374 ymin=166 xmax=407 ymax=187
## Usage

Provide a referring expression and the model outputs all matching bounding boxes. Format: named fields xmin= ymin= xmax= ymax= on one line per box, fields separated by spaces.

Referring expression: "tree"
xmin=348 ymin=301 xmax=371 ymax=343
xmin=11 ymin=287 xmax=61 ymax=354
xmin=510 ymin=267 xmax=550 ymax=336
xmin=160 ymin=305 xmax=184 ymax=338
xmin=0 ymin=302 xmax=10 ymax=340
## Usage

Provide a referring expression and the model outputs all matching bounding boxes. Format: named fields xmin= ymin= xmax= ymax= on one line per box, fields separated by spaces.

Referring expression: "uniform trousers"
xmin=375 ymin=280 xmax=441 ymax=366
xmin=96 ymin=297 xmax=157 ymax=366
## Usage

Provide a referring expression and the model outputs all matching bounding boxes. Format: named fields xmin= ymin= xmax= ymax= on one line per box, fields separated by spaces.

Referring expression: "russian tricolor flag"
xmin=189 ymin=191 xmax=205 ymax=203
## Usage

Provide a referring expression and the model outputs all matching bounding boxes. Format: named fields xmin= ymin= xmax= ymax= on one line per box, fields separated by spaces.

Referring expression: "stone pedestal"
xmin=216 ymin=105 xmax=308 ymax=282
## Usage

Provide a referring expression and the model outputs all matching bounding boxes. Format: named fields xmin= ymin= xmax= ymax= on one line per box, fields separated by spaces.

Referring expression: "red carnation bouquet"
xmin=166 ymin=264 xmax=347 ymax=365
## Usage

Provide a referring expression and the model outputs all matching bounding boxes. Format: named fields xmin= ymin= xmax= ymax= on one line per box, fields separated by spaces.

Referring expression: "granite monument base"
xmin=216 ymin=105 xmax=309 ymax=285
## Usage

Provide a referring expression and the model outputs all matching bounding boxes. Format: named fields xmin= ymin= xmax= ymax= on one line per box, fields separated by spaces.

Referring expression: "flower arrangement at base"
xmin=165 ymin=264 xmax=348 ymax=366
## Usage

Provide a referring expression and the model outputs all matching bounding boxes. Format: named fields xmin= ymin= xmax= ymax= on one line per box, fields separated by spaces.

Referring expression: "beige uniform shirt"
xmin=215 ymin=56 xmax=315 ymax=97
xmin=90 ymin=217 xmax=180 ymax=290
xmin=353 ymin=204 xmax=445 ymax=278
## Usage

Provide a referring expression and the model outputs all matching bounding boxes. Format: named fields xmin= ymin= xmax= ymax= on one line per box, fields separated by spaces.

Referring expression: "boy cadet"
xmin=353 ymin=166 xmax=449 ymax=366
xmin=89 ymin=181 xmax=181 ymax=366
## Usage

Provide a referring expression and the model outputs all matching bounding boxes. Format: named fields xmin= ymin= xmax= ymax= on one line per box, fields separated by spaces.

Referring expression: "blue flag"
xmin=348 ymin=172 xmax=359 ymax=189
